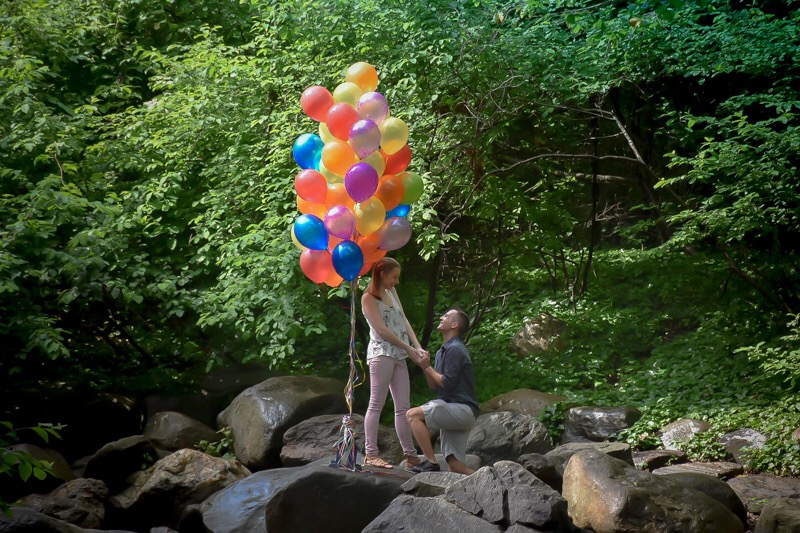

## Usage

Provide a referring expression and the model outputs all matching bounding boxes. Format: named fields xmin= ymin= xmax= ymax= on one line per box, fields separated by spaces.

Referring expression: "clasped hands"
xmin=408 ymin=347 xmax=430 ymax=369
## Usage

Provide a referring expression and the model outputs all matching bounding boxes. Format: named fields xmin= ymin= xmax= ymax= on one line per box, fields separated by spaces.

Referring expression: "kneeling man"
xmin=406 ymin=308 xmax=478 ymax=475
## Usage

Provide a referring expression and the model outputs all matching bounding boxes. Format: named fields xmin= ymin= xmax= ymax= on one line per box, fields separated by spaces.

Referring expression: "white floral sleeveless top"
xmin=364 ymin=289 xmax=409 ymax=360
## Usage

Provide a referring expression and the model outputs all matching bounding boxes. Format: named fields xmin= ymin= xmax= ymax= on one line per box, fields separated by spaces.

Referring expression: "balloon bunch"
xmin=291 ymin=62 xmax=424 ymax=287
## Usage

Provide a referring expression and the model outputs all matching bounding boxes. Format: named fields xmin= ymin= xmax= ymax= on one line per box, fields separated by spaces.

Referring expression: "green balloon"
xmin=401 ymin=172 xmax=424 ymax=204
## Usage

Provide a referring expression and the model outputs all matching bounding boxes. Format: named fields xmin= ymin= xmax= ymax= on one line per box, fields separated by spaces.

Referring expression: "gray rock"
xmin=199 ymin=457 xmax=403 ymax=533
xmin=659 ymin=418 xmax=711 ymax=450
xmin=18 ymin=478 xmax=108 ymax=529
xmin=652 ymin=461 xmax=744 ymax=479
xmin=754 ymin=498 xmax=800 ymax=533
xmin=517 ymin=453 xmax=561 ymax=491
xmin=402 ymin=471 xmax=465 ymax=497
xmin=445 ymin=466 xmax=506 ymax=523
xmin=659 ymin=472 xmax=747 ymax=526
xmin=509 ymin=313 xmax=566 ymax=356
xmin=480 ymin=389 xmax=565 ymax=417
xmin=281 ymin=413 xmax=403 ymax=466
xmin=109 ymin=448 xmax=250 ymax=530
xmin=0 ymin=508 xmax=89 ymax=533
xmin=143 ymin=411 xmax=219 ymax=452
xmin=561 ymin=406 xmax=641 ymax=444
xmin=467 ymin=411 xmax=551 ymax=465
xmin=562 ymin=449 xmax=744 ymax=533
xmin=633 ymin=449 xmax=688 ymax=471
xmin=494 ymin=461 xmax=569 ymax=529
xmin=718 ymin=429 xmax=767 ymax=464
xmin=545 ymin=442 xmax=633 ymax=476
xmin=83 ymin=435 xmax=159 ymax=492
xmin=728 ymin=475 xmax=800 ymax=513
xmin=217 ymin=375 xmax=346 ymax=470
xmin=362 ymin=494 xmax=505 ymax=532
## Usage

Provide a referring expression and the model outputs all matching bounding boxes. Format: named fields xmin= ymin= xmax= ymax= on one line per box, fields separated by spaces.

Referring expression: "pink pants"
xmin=364 ymin=355 xmax=415 ymax=457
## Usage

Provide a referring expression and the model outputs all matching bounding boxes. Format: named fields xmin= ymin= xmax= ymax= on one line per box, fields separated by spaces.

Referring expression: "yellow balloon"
xmin=360 ymin=151 xmax=386 ymax=177
xmin=346 ymin=62 xmax=379 ymax=93
xmin=319 ymin=122 xmax=335 ymax=144
xmin=319 ymin=160 xmax=343 ymax=184
xmin=380 ymin=117 xmax=409 ymax=155
xmin=290 ymin=226 xmax=305 ymax=250
xmin=355 ymin=197 xmax=387 ymax=236
xmin=333 ymin=82 xmax=362 ymax=108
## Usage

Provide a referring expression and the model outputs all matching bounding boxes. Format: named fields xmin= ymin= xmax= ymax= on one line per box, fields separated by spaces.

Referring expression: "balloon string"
xmin=331 ymin=278 xmax=364 ymax=470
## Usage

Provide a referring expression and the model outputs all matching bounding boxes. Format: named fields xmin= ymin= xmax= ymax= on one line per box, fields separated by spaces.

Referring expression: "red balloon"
xmin=384 ymin=144 xmax=411 ymax=175
xmin=295 ymin=169 xmax=327 ymax=203
xmin=300 ymin=249 xmax=333 ymax=284
xmin=326 ymin=102 xmax=360 ymax=141
xmin=301 ymin=86 xmax=334 ymax=122
xmin=359 ymin=261 xmax=374 ymax=276
xmin=374 ymin=174 xmax=405 ymax=212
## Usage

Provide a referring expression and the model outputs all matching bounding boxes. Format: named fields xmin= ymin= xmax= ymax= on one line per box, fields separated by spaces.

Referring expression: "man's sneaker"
xmin=407 ymin=459 xmax=441 ymax=473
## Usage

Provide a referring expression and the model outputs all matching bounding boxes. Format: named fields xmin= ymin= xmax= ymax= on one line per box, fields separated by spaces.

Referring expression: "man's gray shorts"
xmin=421 ymin=399 xmax=476 ymax=462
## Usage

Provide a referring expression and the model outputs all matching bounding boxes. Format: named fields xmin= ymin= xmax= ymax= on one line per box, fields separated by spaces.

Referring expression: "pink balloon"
xmin=300 ymin=249 xmax=333 ymax=284
xmin=378 ymin=217 xmax=412 ymax=251
xmin=349 ymin=119 xmax=381 ymax=159
xmin=345 ymin=162 xmax=379 ymax=203
xmin=324 ymin=205 xmax=356 ymax=239
xmin=357 ymin=92 xmax=389 ymax=126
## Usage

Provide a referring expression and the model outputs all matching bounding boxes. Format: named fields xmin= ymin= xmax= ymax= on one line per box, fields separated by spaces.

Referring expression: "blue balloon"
xmin=293 ymin=133 xmax=324 ymax=170
xmin=294 ymin=214 xmax=328 ymax=250
xmin=385 ymin=204 xmax=410 ymax=219
xmin=332 ymin=240 xmax=364 ymax=282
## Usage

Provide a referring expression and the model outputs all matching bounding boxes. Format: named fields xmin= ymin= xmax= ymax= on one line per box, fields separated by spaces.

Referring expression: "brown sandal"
xmin=404 ymin=454 xmax=422 ymax=467
xmin=364 ymin=455 xmax=393 ymax=469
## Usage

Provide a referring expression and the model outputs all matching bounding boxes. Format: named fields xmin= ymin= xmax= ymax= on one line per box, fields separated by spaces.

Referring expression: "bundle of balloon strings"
xmin=330 ymin=281 xmax=364 ymax=471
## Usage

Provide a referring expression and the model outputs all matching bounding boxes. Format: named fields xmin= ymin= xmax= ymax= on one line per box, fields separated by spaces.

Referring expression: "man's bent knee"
xmin=406 ymin=407 xmax=425 ymax=424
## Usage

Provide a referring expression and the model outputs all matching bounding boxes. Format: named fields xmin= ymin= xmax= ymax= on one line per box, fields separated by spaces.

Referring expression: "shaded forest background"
xmin=1 ymin=0 xmax=799 ymax=475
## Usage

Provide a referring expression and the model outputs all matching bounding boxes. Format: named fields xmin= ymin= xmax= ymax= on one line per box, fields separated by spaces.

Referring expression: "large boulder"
xmin=467 ymin=411 xmax=552 ymax=465
xmin=0 ymin=444 xmax=74 ymax=502
xmin=218 ymin=376 xmax=347 ymax=470
xmin=480 ymin=389 xmax=565 ymax=417
xmin=517 ymin=453 xmax=562 ymax=492
xmin=633 ymin=449 xmax=688 ymax=471
xmin=659 ymin=418 xmax=711 ymax=450
xmin=754 ymin=498 xmax=800 ymax=533
xmin=280 ymin=413 xmax=403 ymax=466
xmin=109 ymin=448 xmax=249 ymax=530
xmin=402 ymin=472 xmax=465 ymax=497
xmin=728 ymin=474 xmax=800 ymax=513
xmin=545 ymin=442 xmax=633 ymax=476
xmin=17 ymin=478 xmax=108 ymax=529
xmin=445 ymin=461 xmax=570 ymax=530
xmin=362 ymin=494 xmax=507 ymax=533
xmin=562 ymin=449 xmax=744 ymax=533
xmin=509 ymin=313 xmax=566 ymax=356
xmin=82 ymin=435 xmax=160 ymax=493
xmin=659 ymin=472 xmax=747 ymax=527
xmin=718 ymin=429 xmax=767 ymax=464
xmin=653 ymin=461 xmax=744 ymax=480
xmin=195 ymin=458 xmax=404 ymax=533
xmin=561 ymin=406 xmax=641 ymax=444
xmin=143 ymin=411 xmax=219 ymax=452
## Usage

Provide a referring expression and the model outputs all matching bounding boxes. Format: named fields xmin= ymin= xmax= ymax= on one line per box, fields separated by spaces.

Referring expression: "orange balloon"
xmin=374 ymin=174 xmax=405 ymax=212
xmin=359 ymin=261 xmax=374 ymax=277
xmin=364 ymin=248 xmax=387 ymax=264
xmin=321 ymin=139 xmax=357 ymax=177
xmin=357 ymin=232 xmax=381 ymax=257
xmin=328 ymin=234 xmax=344 ymax=251
xmin=325 ymin=183 xmax=355 ymax=210
xmin=346 ymin=62 xmax=379 ymax=93
xmin=324 ymin=268 xmax=343 ymax=287
xmin=297 ymin=196 xmax=327 ymax=219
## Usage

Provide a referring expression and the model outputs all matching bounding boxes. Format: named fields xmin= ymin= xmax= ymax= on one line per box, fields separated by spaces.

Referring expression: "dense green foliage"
xmin=2 ymin=0 xmax=798 ymax=475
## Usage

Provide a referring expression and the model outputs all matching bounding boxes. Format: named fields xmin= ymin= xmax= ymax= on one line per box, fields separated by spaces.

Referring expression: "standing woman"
xmin=361 ymin=257 xmax=425 ymax=469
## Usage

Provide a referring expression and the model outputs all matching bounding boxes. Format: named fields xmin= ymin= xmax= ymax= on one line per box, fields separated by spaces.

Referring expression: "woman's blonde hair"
xmin=368 ymin=257 xmax=401 ymax=296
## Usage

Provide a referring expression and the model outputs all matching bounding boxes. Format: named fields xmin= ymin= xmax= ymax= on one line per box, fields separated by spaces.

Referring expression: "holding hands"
xmin=408 ymin=347 xmax=430 ymax=369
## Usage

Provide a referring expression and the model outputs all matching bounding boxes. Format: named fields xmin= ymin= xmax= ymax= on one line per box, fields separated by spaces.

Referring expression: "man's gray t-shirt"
xmin=433 ymin=337 xmax=479 ymax=417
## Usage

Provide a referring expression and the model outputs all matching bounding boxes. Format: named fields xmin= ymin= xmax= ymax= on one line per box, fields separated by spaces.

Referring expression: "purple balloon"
xmin=357 ymin=92 xmax=389 ymax=126
xmin=349 ymin=119 xmax=381 ymax=159
xmin=378 ymin=217 xmax=412 ymax=251
xmin=324 ymin=205 xmax=356 ymax=239
xmin=345 ymin=162 xmax=379 ymax=203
